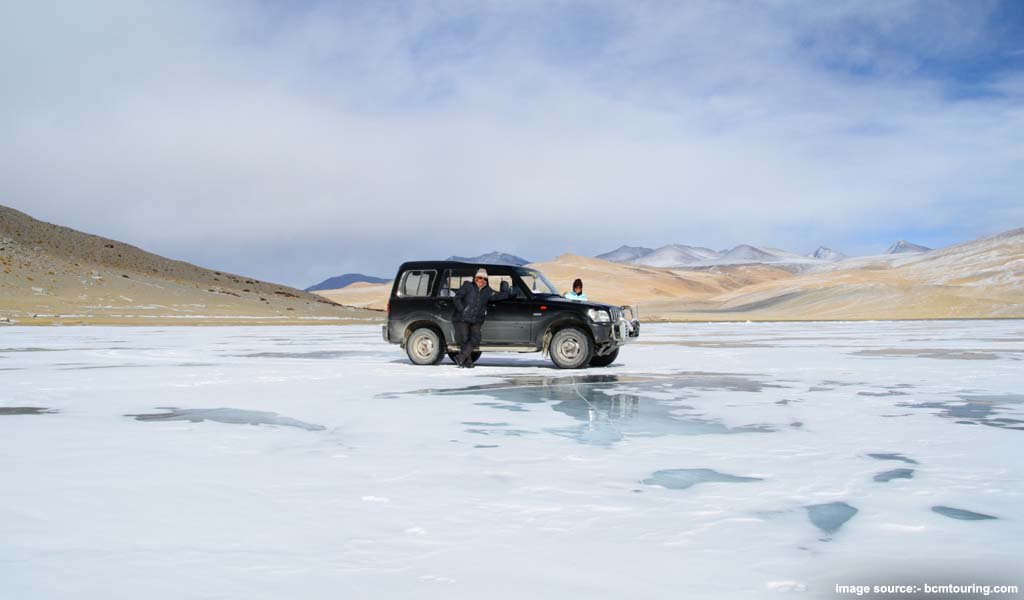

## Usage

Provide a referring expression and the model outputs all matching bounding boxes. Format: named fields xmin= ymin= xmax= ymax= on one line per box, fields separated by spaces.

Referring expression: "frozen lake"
xmin=2 ymin=322 xmax=1022 ymax=598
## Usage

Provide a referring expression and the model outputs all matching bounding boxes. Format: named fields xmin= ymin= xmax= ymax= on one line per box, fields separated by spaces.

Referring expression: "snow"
xmin=808 ymin=247 xmax=847 ymax=262
xmin=633 ymin=244 xmax=720 ymax=266
xmin=1 ymin=321 xmax=1022 ymax=598
xmin=629 ymin=243 xmax=827 ymax=268
xmin=595 ymin=245 xmax=655 ymax=262
xmin=886 ymin=240 xmax=932 ymax=254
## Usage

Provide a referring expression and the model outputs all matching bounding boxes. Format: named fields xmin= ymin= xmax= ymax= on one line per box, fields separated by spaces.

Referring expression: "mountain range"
xmin=4 ymin=203 xmax=1019 ymax=323
xmin=886 ymin=240 xmax=932 ymax=254
xmin=305 ymin=273 xmax=389 ymax=292
xmin=318 ymin=228 xmax=1024 ymax=320
xmin=595 ymin=239 xmax=927 ymax=268
xmin=446 ymin=251 xmax=529 ymax=266
xmin=305 ymin=252 xmax=529 ymax=292
xmin=313 ymin=242 xmax=923 ymax=291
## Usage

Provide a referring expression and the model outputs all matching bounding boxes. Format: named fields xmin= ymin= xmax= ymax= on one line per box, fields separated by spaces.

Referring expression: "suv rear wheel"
xmin=549 ymin=327 xmax=593 ymax=369
xmin=589 ymin=348 xmax=619 ymax=367
xmin=407 ymin=328 xmax=445 ymax=365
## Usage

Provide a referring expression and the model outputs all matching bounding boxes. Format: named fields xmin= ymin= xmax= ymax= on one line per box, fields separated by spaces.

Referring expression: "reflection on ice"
xmin=868 ymin=453 xmax=919 ymax=464
xmin=852 ymin=348 xmax=1003 ymax=360
xmin=805 ymin=502 xmax=858 ymax=537
xmin=387 ymin=371 xmax=785 ymax=398
xmin=641 ymin=468 xmax=762 ymax=490
xmin=0 ymin=407 xmax=57 ymax=415
xmin=126 ymin=407 xmax=326 ymax=431
xmin=874 ymin=468 xmax=914 ymax=482
xmin=899 ymin=394 xmax=1024 ymax=430
xmin=391 ymin=372 xmax=780 ymax=445
xmin=546 ymin=390 xmax=774 ymax=445
xmin=932 ymin=506 xmax=998 ymax=521
xmin=236 ymin=350 xmax=379 ymax=359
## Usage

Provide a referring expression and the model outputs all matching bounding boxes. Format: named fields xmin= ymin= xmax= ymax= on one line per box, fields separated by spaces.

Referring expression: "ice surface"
xmin=1 ymin=321 xmax=1023 ymax=599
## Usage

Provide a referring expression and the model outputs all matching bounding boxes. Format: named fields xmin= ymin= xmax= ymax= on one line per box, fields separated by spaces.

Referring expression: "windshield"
xmin=516 ymin=268 xmax=559 ymax=296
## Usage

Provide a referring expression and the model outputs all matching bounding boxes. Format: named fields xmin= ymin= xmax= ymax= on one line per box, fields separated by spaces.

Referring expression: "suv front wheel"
xmin=406 ymin=327 xmax=445 ymax=365
xmin=549 ymin=327 xmax=593 ymax=369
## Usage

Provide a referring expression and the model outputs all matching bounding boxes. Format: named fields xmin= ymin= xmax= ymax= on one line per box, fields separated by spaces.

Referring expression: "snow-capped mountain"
xmin=719 ymin=244 xmax=776 ymax=262
xmin=633 ymin=244 xmax=722 ymax=267
xmin=447 ymin=251 xmax=529 ymax=266
xmin=886 ymin=240 xmax=931 ymax=254
xmin=596 ymin=245 xmax=654 ymax=262
xmin=808 ymin=247 xmax=847 ymax=261
xmin=598 ymin=242 xmax=828 ymax=268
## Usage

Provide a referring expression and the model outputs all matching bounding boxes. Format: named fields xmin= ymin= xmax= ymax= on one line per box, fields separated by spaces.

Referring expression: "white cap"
xmin=475 ymin=268 xmax=488 ymax=279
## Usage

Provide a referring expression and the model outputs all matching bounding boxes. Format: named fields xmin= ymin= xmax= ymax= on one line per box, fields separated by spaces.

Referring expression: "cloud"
xmin=1 ymin=0 xmax=1021 ymax=286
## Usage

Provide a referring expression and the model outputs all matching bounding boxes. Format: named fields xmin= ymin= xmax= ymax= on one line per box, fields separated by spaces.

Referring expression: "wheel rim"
xmin=556 ymin=332 xmax=583 ymax=362
xmin=412 ymin=333 xmax=435 ymax=361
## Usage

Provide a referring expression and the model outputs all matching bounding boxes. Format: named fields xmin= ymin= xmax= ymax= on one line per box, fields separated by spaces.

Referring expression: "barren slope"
xmin=0 ymin=205 xmax=379 ymax=325
xmin=648 ymin=228 xmax=1024 ymax=321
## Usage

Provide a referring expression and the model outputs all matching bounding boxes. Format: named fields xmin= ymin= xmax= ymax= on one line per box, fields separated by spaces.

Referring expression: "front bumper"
xmin=608 ymin=306 xmax=640 ymax=344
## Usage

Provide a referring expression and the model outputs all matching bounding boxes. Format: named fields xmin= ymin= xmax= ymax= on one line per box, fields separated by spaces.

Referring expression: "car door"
xmin=394 ymin=267 xmax=442 ymax=330
xmin=436 ymin=269 xmax=468 ymax=343
xmin=481 ymin=276 xmax=535 ymax=345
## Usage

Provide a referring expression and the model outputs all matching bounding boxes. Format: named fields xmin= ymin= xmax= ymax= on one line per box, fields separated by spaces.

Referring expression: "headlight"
xmin=587 ymin=308 xmax=610 ymax=323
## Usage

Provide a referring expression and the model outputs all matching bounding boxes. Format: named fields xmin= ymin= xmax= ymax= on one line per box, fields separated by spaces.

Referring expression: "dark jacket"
xmin=453 ymin=281 xmax=510 ymax=324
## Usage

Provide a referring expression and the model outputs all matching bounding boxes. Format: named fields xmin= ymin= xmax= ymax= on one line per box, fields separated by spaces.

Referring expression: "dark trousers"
xmin=454 ymin=321 xmax=482 ymax=363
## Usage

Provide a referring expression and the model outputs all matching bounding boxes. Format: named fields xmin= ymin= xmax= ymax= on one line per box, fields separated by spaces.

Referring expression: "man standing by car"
xmin=453 ymin=268 xmax=510 ymax=368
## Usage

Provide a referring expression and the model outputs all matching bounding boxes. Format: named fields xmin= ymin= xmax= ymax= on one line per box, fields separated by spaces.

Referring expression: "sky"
xmin=1 ymin=1 xmax=1022 ymax=287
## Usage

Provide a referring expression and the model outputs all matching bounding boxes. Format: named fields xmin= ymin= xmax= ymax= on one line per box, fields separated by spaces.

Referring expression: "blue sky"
xmin=1 ymin=1 xmax=1022 ymax=286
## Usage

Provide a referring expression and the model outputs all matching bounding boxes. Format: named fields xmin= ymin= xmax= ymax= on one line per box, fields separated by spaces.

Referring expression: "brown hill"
xmin=0 ymin=205 xmax=378 ymax=325
xmin=315 ymin=255 xmax=801 ymax=314
xmin=316 ymin=230 xmax=1024 ymax=321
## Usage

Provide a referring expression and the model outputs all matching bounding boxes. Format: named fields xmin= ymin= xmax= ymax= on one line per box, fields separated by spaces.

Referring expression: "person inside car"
xmin=453 ymin=268 xmax=511 ymax=368
xmin=564 ymin=278 xmax=587 ymax=301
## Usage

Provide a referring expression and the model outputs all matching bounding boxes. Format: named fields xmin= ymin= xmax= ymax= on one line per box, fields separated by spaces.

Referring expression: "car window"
xmin=398 ymin=270 xmax=436 ymax=297
xmin=441 ymin=270 xmax=516 ymax=296
xmin=516 ymin=268 xmax=559 ymax=295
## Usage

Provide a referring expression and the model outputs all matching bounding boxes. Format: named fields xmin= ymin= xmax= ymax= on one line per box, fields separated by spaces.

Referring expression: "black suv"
xmin=383 ymin=261 xmax=639 ymax=369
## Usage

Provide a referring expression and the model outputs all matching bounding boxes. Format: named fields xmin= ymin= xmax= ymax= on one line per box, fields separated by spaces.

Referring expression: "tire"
xmin=549 ymin=327 xmax=593 ymax=369
xmin=407 ymin=328 xmax=445 ymax=365
xmin=589 ymin=348 xmax=619 ymax=367
xmin=447 ymin=351 xmax=483 ymax=364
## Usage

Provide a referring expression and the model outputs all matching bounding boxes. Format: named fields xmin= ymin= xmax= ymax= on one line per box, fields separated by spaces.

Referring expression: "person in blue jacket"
xmin=564 ymin=278 xmax=587 ymax=301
